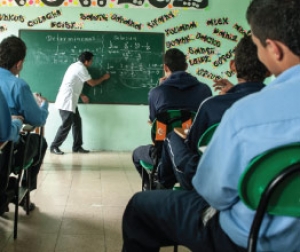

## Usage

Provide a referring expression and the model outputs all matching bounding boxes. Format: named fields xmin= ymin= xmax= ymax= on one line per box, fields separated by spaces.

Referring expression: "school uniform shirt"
xmin=55 ymin=61 xmax=92 ymax=113
xmin=0 ymin=68 xmax=49 ymax=138
xmin=193 ymin=64 xmax=300 ymax=251
xmin=0 ymin=89 xmax=22 ymax=143
xmin=148 ymin=71 xmax=212 ymax=122
xmin=186 ymin=81 xmax=265 ymax=154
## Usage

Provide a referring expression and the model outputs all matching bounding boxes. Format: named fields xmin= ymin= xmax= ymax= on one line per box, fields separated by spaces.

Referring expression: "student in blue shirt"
xmin=0 ymin=89 xmax=23 ymax=143
xmin=122 ymin=1 xmax=300 ymax=251
xmin=0 ymin=35 xmax=49 ymax=212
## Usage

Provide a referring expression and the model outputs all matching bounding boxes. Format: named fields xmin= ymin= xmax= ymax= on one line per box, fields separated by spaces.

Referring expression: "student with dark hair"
xmin=132 ymin=48 xmax=212 ymax=190
xmin=122 ymin=1 xmax=300 ymax=251
xmin=158 ymin=35 xmax=269 ymax=190
xmin=0 ymin=35 xmax=49 ymax=213
xmin=50 ymin=51 xmax=110 ymax=155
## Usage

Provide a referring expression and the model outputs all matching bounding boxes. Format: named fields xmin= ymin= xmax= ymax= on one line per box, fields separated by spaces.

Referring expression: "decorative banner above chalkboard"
xmin=19 ymin=30 xmax=165 ymax=105
xmin=0 ymin=0 xmax=208 ymax=8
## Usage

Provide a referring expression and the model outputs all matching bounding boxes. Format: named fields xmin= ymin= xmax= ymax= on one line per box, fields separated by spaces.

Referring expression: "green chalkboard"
xmin=19 ymin=30 xmax=165 ymax=104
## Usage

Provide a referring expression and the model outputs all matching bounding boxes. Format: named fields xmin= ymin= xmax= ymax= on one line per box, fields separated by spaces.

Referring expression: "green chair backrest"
xmin=197 ymin=123 xmax=219 ymax=154
xmin=238 ymin=142 xmax=300 ymax=217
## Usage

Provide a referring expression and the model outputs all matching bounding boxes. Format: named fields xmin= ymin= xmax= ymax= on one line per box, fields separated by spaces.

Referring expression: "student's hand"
xmin=11 ymin=115 xmax=24 ymax=122
xmin=33 ymin=93 xmax=47 ymax=106
xmin=158 ymin=76 xmax=168 ymax=85
xmin=102 ymin=73 xmax=110 ymax=81
xmin=39 ymin=95 xmax=47 ymax=104
xmin=213 ymin=79 xmax=234 ymax=95
xmin=81 ymin=94 xmax=89 ymax=104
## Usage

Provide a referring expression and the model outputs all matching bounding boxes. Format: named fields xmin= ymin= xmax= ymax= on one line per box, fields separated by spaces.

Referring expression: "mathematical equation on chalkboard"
xmin=20 ymin=30 xmax=165 ymax=104
xmin=29 ymin=33 xmax=164 ymax=90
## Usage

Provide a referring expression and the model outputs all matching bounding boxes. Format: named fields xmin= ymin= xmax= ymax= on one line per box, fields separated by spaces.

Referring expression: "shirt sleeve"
xmin=0 ymin=90 xmax=22 ymax=142
xmin=9 ymin=119 xmax=22 ymax=142
xmin=192 ymin=109 xmax=244 ymax=210
xmin=186 ymin=99 xmax=210 ymax=153
xmin=77 ymin=64 xmax=92 ymax=83
xmin=14 ymin=79 xmax=49 ymax=127
xmin=0 ymin=91 xmax=11 ymax=142
xmin=148 ymin=88 xmax=157 ymax=122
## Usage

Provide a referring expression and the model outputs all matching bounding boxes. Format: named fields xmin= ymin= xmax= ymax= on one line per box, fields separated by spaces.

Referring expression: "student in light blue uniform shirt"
xmin=0 ymin=35 xmax=49 ymax=212
xmin=0 ymin=89 xmax=23 ymax=143
xmin=121 ymin=1 xmax=300 ymax=251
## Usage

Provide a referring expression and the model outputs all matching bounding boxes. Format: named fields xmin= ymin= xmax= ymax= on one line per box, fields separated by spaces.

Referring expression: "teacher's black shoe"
xmin=73 ymin=147 xmax=90 ymax=153
xmin=50 ymin=147 xmax=64 ymax=155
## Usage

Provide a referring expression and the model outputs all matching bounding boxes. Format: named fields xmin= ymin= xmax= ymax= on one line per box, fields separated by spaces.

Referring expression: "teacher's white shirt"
xmin=55 ymin=61 xmax=91 ymax=113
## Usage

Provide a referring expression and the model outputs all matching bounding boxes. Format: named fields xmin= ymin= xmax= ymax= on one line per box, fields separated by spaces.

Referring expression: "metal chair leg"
xmin=174 ymin=245 xmax=178 ymax=252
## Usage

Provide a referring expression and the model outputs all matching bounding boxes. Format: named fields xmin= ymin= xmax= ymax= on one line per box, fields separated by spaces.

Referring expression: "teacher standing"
xmin=50 ymin=51 xmax=110 ymax=155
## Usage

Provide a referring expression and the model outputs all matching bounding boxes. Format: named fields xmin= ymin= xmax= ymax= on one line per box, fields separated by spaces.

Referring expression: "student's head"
xmin=246 ymin=0 xmax=300 ymax=76
xmin=78 ymin=51 xmax=94 ymax=66
xmin=164 ymin=48 xmax=187 ymax=74
xmin=0 ymin=35 xmax=26 ymax=73
xmin=233 ymin=35 xmax=269 ymax=82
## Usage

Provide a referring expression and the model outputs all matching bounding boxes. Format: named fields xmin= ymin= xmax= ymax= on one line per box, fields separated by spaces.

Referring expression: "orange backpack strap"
xmin=155 ymin=120 xmax=167 ymax=141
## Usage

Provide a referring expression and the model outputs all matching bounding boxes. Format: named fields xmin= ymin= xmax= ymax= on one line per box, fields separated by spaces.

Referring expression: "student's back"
xmin=133 ymin=48 xmax=211 ymax=190
xmin=187 ymin=35 xmax=268 ymax=153
xmin=147 ymin=48 xmax=211 ymax=122
xmin=149 ymin=71 xmax=211 ymax=121
xmin=187 ymin=81 xmax=265 ymax=153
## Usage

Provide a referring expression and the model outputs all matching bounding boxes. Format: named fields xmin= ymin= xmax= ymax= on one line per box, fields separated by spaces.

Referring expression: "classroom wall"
xmin=0 ymin=0 xmax=252 ymax=151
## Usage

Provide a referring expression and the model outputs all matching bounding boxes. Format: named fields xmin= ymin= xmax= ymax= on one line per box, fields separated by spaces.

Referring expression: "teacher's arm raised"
xmin=86 ymin=73 xmax=110 ymax=87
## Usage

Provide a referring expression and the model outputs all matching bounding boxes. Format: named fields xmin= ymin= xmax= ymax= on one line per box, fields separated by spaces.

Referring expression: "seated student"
xmin=0 ymin=89 xmax=24 ymax=215
xmin=0 ymin=35 xmax=49 ymax=211
xmin=157 ymin=35 xmax=269 ymax=190
xmin=0 ymin=89 xmax=23 ymax=143
xmin=122 ymin=0 xmax=300 ymax=251
xmin=132 ymin=48 xmax=212 ymax=190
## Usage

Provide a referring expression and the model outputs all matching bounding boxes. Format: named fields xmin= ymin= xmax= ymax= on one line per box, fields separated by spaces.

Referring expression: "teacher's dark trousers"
xmin=122 ymin=189 xmax=247 ymax=252
xmin=50 ymin=107 xmax=83 ymax=151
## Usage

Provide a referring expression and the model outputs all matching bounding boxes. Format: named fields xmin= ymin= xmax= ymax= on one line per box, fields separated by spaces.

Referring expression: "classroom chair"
xmin=0 ymin=141 xmax=14 ymax=215
xmin=140 ymin=109 xmax=196 ymax=191
xmin=10 ymin=124 xmax=44 ymax=239
xmin=197 ymin=123 xmax=219 ymax=155
xmin=238 ymin=142 xmax=300 ymax=252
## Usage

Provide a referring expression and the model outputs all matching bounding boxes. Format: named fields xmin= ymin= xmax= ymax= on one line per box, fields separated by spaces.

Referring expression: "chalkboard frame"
xmin=19 ymin=29 xmax=165 ymax=105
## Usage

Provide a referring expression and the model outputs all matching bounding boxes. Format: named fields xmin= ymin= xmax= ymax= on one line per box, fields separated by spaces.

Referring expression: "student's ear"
xmin=164 ymin=64 xmax=170 ymax=73
xmin=184 ymin=63 xmax=188 ymax=71
xmin=266 ymin=39 xmax=283 ymax=61
xmin=229 ymin=60 xmax=236 ymax=73
xmin=16 ymin=60 xmax=23 ymax=71
xmin=11 ymin=60 xmax=23 ymax=74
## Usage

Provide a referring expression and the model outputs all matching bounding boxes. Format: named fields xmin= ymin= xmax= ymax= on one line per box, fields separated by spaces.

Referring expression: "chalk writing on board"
xmin=28 ymin=34 xmax=163 ymax=89
xmin=20 ymin=30 xmax=165 ymax=104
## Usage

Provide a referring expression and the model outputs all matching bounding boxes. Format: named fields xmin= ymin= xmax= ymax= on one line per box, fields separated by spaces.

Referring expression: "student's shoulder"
xmin=15 ymin=76 xmax=30 ymax=89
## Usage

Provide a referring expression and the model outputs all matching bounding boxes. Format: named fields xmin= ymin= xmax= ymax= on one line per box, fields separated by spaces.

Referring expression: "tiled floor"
xmin=0 ymin=151 xmax=190 ymax=252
